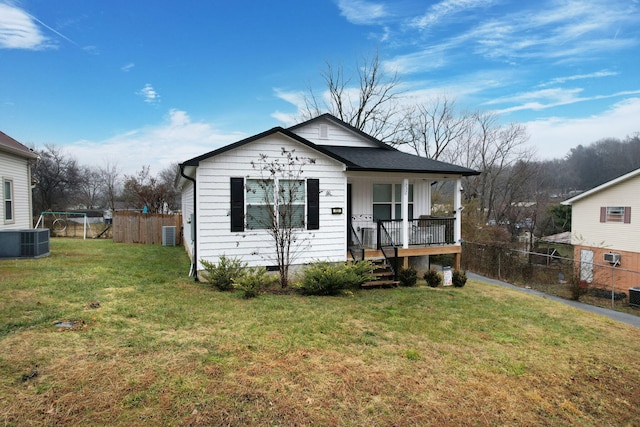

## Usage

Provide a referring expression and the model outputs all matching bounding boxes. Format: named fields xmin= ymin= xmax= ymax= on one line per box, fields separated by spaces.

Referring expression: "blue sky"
xmin=1 ymin=0 xmax=639 ymax=175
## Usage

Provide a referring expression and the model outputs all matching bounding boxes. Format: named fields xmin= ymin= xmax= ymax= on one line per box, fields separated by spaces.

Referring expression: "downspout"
xmin=180 ymin=164 xmax=198 ymax=282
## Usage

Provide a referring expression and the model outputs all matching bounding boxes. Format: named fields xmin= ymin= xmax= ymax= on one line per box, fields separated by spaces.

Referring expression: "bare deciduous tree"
xmin=98 ymin=161 xmax=121 ymax=211
xmin=451 ymin=112 xmax=531 ymax=223
xmin=122 ymin=165 xmax=178 ymax=213
xmin=248 ymin=148 xmax=316 ymax=288
xmin=398 ymin=96 xmax=471 ymax=160
xmin=32 ymin=144 xmax=80 ymax=214
xmin=76 ymin=166 xmax=103 ymax=209
xmin=302 ymin=51 xmax=403 ymax=141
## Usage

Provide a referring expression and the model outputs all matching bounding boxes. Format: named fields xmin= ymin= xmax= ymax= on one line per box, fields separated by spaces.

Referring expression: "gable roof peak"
xmin=562 ymin=167 xmax=640 ymax=205
xmin=287 ymin=113 xmax=392 ymax=150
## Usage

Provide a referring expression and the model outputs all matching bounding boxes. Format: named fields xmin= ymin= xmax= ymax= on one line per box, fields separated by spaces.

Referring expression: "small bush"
xmin=200 ymin=255 xmax=247 ymax=291
xmin=348 ymin=260 xmax=376 ymax=280
xmin=452 ymin=270 xmax=468 ymax=288
xmin=233 ymin=267 xmax=276 ymax=298
xmin=398 ymin=267 xmax=418 ymax=287
xmin=297 ymin=261 xmax=374 ymax=296
xmin=569 ymin=277 xmax=589 ymax=301
xmin=424 ymin=269 xmax=442 ymax=288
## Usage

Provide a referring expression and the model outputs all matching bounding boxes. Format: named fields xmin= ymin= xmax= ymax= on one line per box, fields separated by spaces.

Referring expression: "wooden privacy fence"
xmin=113 ymin=211 xmax=182 ymax=245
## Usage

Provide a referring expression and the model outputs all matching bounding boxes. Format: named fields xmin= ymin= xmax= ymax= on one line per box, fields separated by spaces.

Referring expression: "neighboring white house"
xmin=0 ymin=131 xmax=38 ymax=230
xmin=176 ymin=114 xmax=479 ymax=280
xmin=562 ymin=168 xmax=640 ymax=292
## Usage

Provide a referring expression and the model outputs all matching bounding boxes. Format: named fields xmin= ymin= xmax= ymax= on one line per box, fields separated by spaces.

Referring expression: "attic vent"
xmin=319 ymin=124 xmax=328 ymax=139
xmin=162 ymin=226 xmax=176 ymax=246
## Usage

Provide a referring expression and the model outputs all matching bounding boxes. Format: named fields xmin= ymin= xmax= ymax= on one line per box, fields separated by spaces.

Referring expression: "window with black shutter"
xmin=307 ymin=179 xmax=319 ymax=230
xmin=230 ymin=178 xmax=244 ymax=232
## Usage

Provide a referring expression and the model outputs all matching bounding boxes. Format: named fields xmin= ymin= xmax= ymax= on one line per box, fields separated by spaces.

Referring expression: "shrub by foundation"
xmin=452 ymin=270 xmax=468 ymax=288
xmin=424 ymin=269 xmax=442 ymax=288
xmin=398 ymin=267 xmax=418 ymax=287
xmin=297 ymin=260 xmax=374 ymax=296
xmin=233 ymin=266 xmax=277 ymax=298
xmin=200 ymin=255 xmax=247 ymax=291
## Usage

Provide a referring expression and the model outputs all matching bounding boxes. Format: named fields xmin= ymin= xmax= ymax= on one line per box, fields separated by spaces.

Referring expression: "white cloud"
xmin=492 ymin=89 xmax=640 ymax=114
xmin=138 ymin=84 xmax=160 ymax=104
xmin=486 ymin=87 xmax=584 ymax=107
xmin=272 ymin=88 xmax=307 ymax=125
xmin=467 ymin=1 xmax=640 ymax=63
xmin=538 ymin=70 xmax=618 ymax=87
xmin=0 ymin=3 xmax=51 ymax=49
xmin=271 ymin=111 xmax=299 ymax=127
xmin=336 ymin=0 xmax=388 ymax=25
xmin=121 ymin=63 xmax=135 ymax=72
xmin=384 ymin=0 xmax=639 ymax=75
xmin=83 ymin=45 xmax=100 ymax=55
xmin=67 ymin=109 xmax=245 ymax=175
xmin=411 ymin=0 xmax=497 ymax=29
xmin=525 ymin=97 xmax=640 ymax=159
xmin=383 ymin=49 xmax=449 ymax=75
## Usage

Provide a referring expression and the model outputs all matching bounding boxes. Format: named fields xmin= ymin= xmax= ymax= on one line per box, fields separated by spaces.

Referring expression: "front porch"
xmin=347 ymin=217 xmax=462 ymax=272
xmin=345 ymin=173 xmax=465 ymax=279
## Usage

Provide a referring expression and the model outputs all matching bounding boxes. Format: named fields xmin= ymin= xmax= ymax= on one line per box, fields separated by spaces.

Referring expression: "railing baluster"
xmin=378 ymin=216 xmax=455 ymax=247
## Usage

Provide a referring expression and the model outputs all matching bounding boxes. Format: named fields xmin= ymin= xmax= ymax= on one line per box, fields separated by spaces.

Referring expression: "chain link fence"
xmin=461 ymin=241 xmax=640 ymax=312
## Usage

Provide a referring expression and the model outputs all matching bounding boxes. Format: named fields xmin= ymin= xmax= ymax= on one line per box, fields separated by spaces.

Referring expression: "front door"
xmin=580 ymin=249 xmax=594 ymax=283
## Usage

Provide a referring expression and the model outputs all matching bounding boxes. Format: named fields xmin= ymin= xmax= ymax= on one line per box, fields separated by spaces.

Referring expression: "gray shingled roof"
xmin=0 ymin=131 xmax=38 ymax=159
xmin=179 ymin=114 xmax=480 ymax=177
xmin=321 ymin=145 xmax=480 ymax=176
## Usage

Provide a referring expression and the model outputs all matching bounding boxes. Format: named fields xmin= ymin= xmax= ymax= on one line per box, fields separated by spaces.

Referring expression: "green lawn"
xmin=1 ymin=239 xmax=639 ymax=426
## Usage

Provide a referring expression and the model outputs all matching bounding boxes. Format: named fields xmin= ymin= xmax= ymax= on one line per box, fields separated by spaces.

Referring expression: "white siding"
xmin=180 ymin=179 xmax=194 ymax=259
xmin=195 ymin=134 xmax=347 ymax=268
xmin=348 ymin=172 xmax=434 ymax=219
xmin=571 ymin=175 xmax=640 ymax=253
xmin=0 ymin=152 xmax=32 ymax=230
xmin=291 ymin=118 xmax=378 ymax=148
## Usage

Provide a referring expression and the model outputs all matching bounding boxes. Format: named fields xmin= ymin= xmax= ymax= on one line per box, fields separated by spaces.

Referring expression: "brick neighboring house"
xmin=562 ymin=168 xmax=640 ymax=292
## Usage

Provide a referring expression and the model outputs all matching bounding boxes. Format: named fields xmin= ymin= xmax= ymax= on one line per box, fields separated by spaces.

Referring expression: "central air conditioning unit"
xmin=0 ymin=229 xmax=50 ymax=259
xmin=603 ymin=252 xmax=621 ymax=264
xmin=162 ymin=226 xmax=176 ymax=246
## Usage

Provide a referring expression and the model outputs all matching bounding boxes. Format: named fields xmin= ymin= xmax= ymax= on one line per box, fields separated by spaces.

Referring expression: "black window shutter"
xmin=230 ymin=178 xmax=244 ymax=232
xmin=307 ymin=179 xmax=320 ymax=230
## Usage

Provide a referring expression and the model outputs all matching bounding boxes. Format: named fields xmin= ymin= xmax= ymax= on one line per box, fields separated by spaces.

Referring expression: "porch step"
xmin=361 ymin=280 xmax=400 ymax=288
xmin=361 ymin=259 xmax=398 ymax=288
xmin=373 ymin=269 xmax=394 ymax=278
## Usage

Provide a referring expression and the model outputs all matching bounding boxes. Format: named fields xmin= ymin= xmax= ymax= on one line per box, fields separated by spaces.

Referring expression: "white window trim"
xmin=605 ymin=206 xmax=625 ymax=223
xmin=372 ymin=183 xmax=414 ymax=221
xmin=3 ymin=177 xmax=15 ymax=224
xmin=245 ymin=178 xmax=306 ymax=230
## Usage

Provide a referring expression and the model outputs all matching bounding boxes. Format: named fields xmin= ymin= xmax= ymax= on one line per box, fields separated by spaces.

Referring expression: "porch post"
xmin=402 ymin=178 xmax=409 ymax=249
xmin=454 ymin=178 xmax=462 ymax=246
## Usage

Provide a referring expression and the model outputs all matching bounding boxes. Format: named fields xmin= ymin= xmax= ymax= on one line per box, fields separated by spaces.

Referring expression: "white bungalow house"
xmin=0 ymin=131 xmax=38 ymax=230
xmin=176 ymin=114 xmax=479 ymax=280
xmin=562 ymin=168 xmax=640 ymax=293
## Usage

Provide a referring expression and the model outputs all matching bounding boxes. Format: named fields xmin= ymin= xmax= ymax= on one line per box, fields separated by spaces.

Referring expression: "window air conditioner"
xmin=603 ymin=252 xmax=620 ymax=264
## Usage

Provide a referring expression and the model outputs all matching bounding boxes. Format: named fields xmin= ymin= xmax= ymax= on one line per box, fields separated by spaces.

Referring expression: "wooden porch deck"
xmin=347 ymin=244 xmax=462 ymax=270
